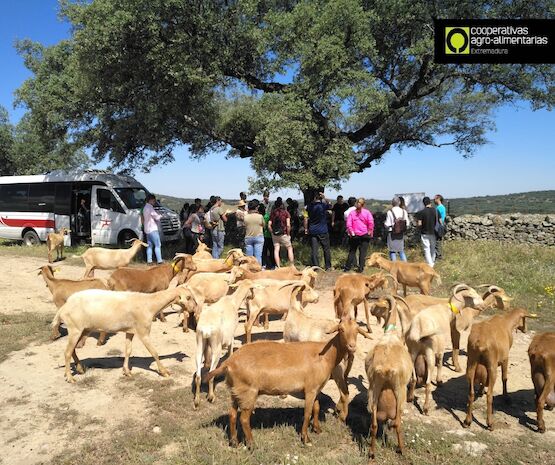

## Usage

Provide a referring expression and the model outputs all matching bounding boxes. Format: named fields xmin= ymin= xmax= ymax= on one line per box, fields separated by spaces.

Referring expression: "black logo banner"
xmin=434 ymin=19 xmax=555 ymax=64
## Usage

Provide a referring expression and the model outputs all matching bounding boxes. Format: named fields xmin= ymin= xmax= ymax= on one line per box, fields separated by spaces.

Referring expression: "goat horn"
xmin=452 ymin=283 xmax=471 ymax=296
xmin=309 ymin=266 xmax=325 ymax=272
xmin=357 ymin=327 xmax=373 ymax=339
xmin=393 ymin=295 xmax=410 ymax=311
xmin=325 ymin=323 xmax=340 ymax=334
xmin=382 ymin=273 xmax=398 ymax=290
xmin=476 ymin=284 xmax=493 ymax=289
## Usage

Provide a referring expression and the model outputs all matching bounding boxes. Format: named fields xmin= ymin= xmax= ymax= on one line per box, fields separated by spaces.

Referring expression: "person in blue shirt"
xmin=304 ymin=192 xmax=332 ymax=270
xmin=434 ymin=194 xmax=446 ymax=260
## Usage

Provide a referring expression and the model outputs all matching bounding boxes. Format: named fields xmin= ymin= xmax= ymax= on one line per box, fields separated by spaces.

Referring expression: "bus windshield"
xmin=115 ymin=188 xmax=148 ymax=210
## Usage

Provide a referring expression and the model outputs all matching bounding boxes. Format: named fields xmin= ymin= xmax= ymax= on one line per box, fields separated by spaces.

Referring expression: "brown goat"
xmin=333 ymin=272 xmax=397 ymax=331
xmin=205 ymin=318 xmax=368 ymax=448
xmin=46 ymin=228 xmax=70 ymax=263
xmin=108 ymin=255 xmax=196 ymax=323
xmin=464 ymin=308 xmax=535 ymax=430
xmin=366 ymin=252 xmax=441 ymax=296
xmin=528 ymin=332 xmax=555 ymax=433
xmin=365 ymin=295 xmax=413 ymax=459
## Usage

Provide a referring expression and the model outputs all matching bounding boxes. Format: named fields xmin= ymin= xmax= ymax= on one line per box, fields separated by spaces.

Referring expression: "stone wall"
xmin=445 ymin=213 xmax=555 ymax=246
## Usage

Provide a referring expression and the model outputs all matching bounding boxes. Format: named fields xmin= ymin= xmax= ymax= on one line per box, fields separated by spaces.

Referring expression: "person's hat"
xmin=237 ymin=200 xmax=246 ymax=207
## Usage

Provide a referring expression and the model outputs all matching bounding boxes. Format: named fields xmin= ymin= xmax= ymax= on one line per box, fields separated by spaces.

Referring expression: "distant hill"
xmin=155 ymin=190 xmax=555 ymax=216
xmin=447 ymin=190 xmax=555 ymax=215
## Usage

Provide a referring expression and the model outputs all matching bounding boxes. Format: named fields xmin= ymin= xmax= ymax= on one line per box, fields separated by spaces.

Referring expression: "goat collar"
xmin=384 ymin=323 xmax=397 ymax=333
xmin=449 ymin=302 xmax=460 ymax=314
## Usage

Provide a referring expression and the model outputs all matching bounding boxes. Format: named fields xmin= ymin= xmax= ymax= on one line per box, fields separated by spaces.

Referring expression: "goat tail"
xmin=203 ymin=360 xmax=228 ymax=383
xmin=50 ymin=309 xmax=63 ymax=340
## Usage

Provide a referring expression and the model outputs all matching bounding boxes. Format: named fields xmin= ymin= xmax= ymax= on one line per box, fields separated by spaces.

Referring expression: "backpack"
xmin=272 ymin=211 xmax=284 ymax=236
xmin=391 ymin=209 xmax=407 ymax=235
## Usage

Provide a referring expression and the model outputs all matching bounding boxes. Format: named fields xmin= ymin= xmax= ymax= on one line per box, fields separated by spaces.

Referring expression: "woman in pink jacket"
xmin=344 ymin=198 xmax=374 ymax=272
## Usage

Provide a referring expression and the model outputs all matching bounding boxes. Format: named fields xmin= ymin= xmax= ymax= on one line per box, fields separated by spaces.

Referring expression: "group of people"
xmin=145 ymin=191 xmax=447 ymax=270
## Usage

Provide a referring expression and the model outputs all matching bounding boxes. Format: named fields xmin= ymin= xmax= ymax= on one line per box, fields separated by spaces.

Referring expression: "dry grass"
xmin=0 ymin=312 xmax=55 ymax=362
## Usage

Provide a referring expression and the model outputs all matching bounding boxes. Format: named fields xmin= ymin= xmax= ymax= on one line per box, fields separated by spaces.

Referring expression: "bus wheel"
xmin=118 ymin=230 xmax=137 ymax=247
xmin=23 ymin=229 xmax=40 ymax=246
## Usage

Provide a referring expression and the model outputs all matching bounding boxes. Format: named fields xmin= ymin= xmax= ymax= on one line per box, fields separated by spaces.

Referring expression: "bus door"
xmin=91 ymin=186 xmax=126 ymax=245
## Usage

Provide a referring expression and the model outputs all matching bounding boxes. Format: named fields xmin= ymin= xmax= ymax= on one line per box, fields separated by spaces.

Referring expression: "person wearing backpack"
xmin=268 ymin=198 xmax=294 ymax=267
xmin=384 ymin=196 xmax=409 ymax=261
xmin=304 ymin=191 xmax=332 ymax=270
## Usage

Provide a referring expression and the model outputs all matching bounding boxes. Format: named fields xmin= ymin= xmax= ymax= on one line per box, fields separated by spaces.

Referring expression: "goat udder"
xmin=377 ymin=389 xmax=397 ymax=421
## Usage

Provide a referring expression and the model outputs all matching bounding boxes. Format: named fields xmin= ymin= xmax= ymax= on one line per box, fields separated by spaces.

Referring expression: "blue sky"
xmin=1 ymin=1 xmax=554 ymax=200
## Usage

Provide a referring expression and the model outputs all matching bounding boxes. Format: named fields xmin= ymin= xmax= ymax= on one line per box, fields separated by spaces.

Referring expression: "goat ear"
xmin=325 ymin=324 xmax=340 ymax=334
xmin=455 ymin=307 xmax=476 ymax=333
xmin=357 ymin=327 xmax=372 ymax=339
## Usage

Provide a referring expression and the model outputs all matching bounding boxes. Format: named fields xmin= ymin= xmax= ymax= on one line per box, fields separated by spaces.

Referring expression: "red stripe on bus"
xmin=0 ymin=217 xmax=55 ymax=228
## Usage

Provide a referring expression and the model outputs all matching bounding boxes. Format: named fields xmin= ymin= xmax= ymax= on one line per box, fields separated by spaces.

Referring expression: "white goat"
xmin=79 ymin=238 xmax=147 ymax=277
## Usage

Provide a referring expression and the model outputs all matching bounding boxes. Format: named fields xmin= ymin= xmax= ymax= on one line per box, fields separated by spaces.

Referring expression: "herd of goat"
xmin=38 ymin=232 xmax=555 ymax=460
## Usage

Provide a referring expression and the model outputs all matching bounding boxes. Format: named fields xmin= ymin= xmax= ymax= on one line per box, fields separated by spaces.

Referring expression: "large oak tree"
xmin=15 ymin=0 xmax=554 ymax=200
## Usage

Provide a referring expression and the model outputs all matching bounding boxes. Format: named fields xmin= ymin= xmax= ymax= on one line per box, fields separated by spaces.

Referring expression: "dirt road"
xmin=0 ymin=254 xmax=553 ymax=464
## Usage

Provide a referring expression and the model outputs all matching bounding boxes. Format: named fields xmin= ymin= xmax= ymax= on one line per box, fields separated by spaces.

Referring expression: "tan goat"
xmin=205 ymin=318 xmax=368 ymax=447
xmin=39 ymin=265 xmax=110 ymax=343
xmin=464 ymin=308 xmax=536 ymax=430
xmin=194 ymin=280 xmax=260 ymax=408
xmin=51 ymin=287 xmax=197 ymax=383
xmin=283 ymin=284 xmax=371 ymax=421
xmin=177 ymin=249 xmax=246 ymax=281
xmin=193 ymin=241 xmax=212 ymax=260
xmin=528 ymin=332 xmax=555 ymax=433
xmin=406 ymin=284 xmax=484 ymax=414
xmin=244 ymin=279 xmax=319 ymax=343
xmin=46 ymin=228 xmax=70 ymax=263
xmin=365 ymin=295 xmax=413 ymax=459
xmin=333 ymin=272 xmax=397 ymax=331
xmin=107 ymin=255 xmax=197 ymax=323
xmin=366 ymin=252 xmax=441 ymax=296
xmin=80 ymin=238 xmax=147 ymax=278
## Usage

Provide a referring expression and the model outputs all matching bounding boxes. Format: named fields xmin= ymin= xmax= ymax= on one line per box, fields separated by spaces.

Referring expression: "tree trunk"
xmin=301 ymin=187 xmax=326 ymax=206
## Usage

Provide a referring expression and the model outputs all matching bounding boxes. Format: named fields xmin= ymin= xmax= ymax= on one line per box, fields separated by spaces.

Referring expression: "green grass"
xmin=0 ymin=312 xmax=55 ymax=362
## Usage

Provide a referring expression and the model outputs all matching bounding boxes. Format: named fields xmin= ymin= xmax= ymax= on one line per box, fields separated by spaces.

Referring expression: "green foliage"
xmin=0 ymin=104 xmax=89 ymax=176
xmin=14 ymin=0 xmax=555 ymax=191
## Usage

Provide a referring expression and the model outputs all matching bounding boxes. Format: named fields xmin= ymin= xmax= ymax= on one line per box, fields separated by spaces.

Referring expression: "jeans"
xmin=389 ymin=251 xmax=407 ymax=262
xmin=245 ymin=236 xmax=264 ymax=265
xmin=345 ymin=235 xmax=370 ymax=271
xmin=146 ymin=230 xmax=162 ymax=263
xmin=211 ymin=229 xmax=225 ymax=258
xmin=310 ymin=233 xmax=331 ymax=269
xmin=421 ymin=234 xmax=437 ymax=267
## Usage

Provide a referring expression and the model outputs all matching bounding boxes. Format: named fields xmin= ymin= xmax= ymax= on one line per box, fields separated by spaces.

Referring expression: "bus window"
xmin=54 ymin=184 xmax=72 ymax=215
xmin=115 ymin=187 xmax=147 ymax=210
xmin=28 ymin=184 xmax=55 ymax=212
xmin=97 ymin=189 xmax=125 ymax=213
xmin=0 ymin=184 xmax=29 ymax=211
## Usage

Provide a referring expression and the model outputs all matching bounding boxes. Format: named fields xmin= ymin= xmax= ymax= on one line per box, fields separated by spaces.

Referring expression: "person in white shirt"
xmin=343 ymin=196 xmax=357 ymax=222
xmin=142 ymin=194 xmax=163 ymax=264
xmin=384 ymin=196 xmax=409 ymax=261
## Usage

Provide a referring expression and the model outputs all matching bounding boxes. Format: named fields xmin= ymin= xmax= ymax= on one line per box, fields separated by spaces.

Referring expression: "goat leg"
xmin=463 ymin=360 xmax=477 ymax=428
xmin=229 ymin=398 xmax=239 ymax=447
xmin=122 ymin=333 xmax=134 ymax=377
xmin=450 ymin=328 xmax=462 ymax=372
xmin=311 ymin=399 xmax=321 ymax=434
xmin=240 ymin=408 xmax=254 ymax=449
xmin=486 ymin=363 xmax=496 ymax=430
xmin=136 ymin=330 xmax=170 ymax=377
xmin=501 ymin=358 xmax=511 ymax=404
xmin=536 ymin=377 xmax=554 ymax=433
xmin=301 ymin=392 xmax=317 ymax=445
xmin=369 ymin=402 xmax=378 ymax=461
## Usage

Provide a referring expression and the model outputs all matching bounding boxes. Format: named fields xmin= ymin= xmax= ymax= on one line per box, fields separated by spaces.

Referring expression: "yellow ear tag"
xmin=54 ymin=267 xmax=61 ymax=273
xmin=449 ymin=302 xmax=459 ymax=314
xmin=529 ymin=313 xmax=538 ymax=318
xmin=172 ymin=262 xmax=180 ymax=273
xmin=225 ymin=256 xmax=234 ymax=266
